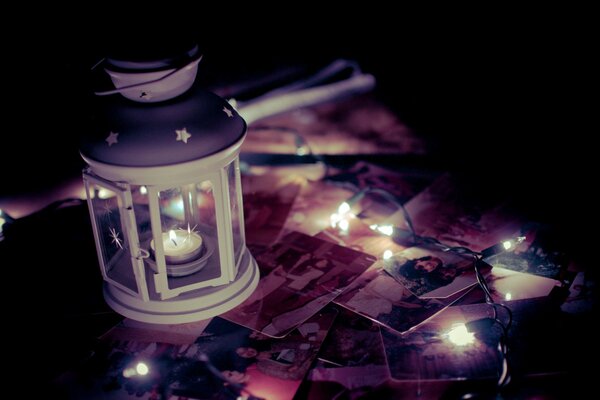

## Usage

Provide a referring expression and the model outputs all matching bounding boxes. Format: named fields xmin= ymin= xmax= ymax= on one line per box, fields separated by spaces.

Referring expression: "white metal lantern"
xmin=80 ymin=45 xmax=259 ymax=323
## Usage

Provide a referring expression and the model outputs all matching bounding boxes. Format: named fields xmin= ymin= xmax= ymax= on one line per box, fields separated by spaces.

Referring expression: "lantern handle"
xmin=92 ymin=55 xmax=203 ymax=97
xmin=137 ymin=248 xmax=150 ymax=259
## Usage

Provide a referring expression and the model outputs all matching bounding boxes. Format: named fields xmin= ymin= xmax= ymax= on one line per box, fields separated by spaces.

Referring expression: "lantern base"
xmin=103 ymin=247 xmax=259 ymax=324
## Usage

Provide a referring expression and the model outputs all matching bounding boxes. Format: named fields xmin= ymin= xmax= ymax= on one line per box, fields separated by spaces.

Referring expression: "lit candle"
xmin=151 ymin=229 xmax=203 ymax=264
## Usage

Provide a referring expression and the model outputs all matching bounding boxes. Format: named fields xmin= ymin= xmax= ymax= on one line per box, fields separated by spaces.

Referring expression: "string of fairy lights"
xmin=328 ymin=185 xmax=519 ymax=388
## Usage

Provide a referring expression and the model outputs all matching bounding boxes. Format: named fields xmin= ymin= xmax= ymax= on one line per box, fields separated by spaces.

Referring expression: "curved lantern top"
xmin=81 ymin=56 xmax=246 ymax=184
xmin=81 ymin=87 xmax=245 ymax=167
xmin=81 ymin=38 xmax=247 ymax=183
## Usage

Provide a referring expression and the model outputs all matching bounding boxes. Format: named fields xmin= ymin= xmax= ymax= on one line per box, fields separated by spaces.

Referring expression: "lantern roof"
xmin=80 ymin=87 xmax=246 ymax=167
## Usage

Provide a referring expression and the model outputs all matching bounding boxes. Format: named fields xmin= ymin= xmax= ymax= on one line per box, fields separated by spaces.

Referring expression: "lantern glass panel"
xmin=227 ymin=159 xmax=245 ymax=267
xmin=131 ymin=185 xmax=152 ymax=240
xmin=146 ymin=179 xmax=225 ymax=291
xmin=87 ymin=181 xmax=138 ymax=295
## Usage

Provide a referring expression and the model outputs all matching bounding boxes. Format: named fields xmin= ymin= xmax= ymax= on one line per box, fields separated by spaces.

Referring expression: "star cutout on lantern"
xmin=175 ymin=128 xmax=192 ymax=143
xmin=106 ymin=132 xmax=119 ymax=146
xmin=222 ymin=107 xmax=233 ymax=118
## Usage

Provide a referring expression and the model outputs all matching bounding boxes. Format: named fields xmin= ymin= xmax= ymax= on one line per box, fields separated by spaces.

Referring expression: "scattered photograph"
xmin=381 ymin=303 xmax=501 ymax=381
xmin=325 ymin=161 xmax=437 ymax=204
xmin=561 ymin=272 xmax=596 ymax=314
xmin=317 ymin=308 xmax=387 ymax=368
xmin=242 ymin=173 xmax=303 ymax=246
xmin=404 ymin=174 xmax=524 ymax=252
xmin=284 ymin=180 xmax=355 ymax=236
xmin=221 ymin=231 xmax=376 ymax=337
xmin=484 ymin=222 xmax=571 ymax=280
xmin=485 ymin=266 xmax=561 ymax=301
xmin=382 ymin=247 xmax=484 ymax=298
xmin=334 ymin=262 xmax=473 ymax=335
xmin=102 ymin=318 xmax=212 ymax=345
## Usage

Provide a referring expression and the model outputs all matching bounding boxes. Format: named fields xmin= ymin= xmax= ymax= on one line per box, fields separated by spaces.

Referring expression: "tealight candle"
xmin=151 ymin=229 xmax=203 ymax=264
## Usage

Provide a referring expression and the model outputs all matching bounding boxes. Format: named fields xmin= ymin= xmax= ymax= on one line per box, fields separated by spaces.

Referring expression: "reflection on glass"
xmin=228 ymin=160 xmax=244 ymax=267
xmin=90 ymin=183 xmax=137 ymax=294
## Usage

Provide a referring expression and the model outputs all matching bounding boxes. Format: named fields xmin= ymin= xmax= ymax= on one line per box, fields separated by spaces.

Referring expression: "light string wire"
xmin=247 ymin=125 xmax=316 ymax=157
xmin=242 ymin=125 xmax=331 ymax=177
xmin=339 ymin=185 xmax=513 ymax=388
xmin=92 ymin=54 xmax=203 ymax=97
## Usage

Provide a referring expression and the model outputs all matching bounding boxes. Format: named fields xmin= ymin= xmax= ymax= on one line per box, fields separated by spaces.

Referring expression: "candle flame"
xmin=169 ymin=230 xmax=178 ymax=246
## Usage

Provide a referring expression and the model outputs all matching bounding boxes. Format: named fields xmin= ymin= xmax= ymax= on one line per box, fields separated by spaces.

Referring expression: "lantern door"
xmin=148 ymin=173 xmax=231 ymax=299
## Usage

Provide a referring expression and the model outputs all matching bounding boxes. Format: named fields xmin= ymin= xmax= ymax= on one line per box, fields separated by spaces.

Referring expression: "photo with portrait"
xmin=383 ymin=247 xmax=484 ymax=298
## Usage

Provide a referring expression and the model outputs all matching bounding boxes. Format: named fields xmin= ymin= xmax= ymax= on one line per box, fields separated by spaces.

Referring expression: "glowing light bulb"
xmin=296 ymin=145 xmax=310 ymax=156
xmin=338 ymin=202 xmax=350 ymax=215
xmin=330 ymin=213 xmax=342 ymax=228
xmin=383 ymin=250 xmax=393 ymax=260
xmin=338 ymin=219 xmax=349 ymax=232
xmin=377 ymin=225 xmax=394 ymax=236
xmin=369 ymin=224 xmax=394 ymax=236
xmin=505 ymin=292 xmax=512 ymax=301
xmin=503 ymin=236 xmax=526 ymax=250
xmin=140 ymin=186 xmax=148 ymax=195
xmin=482 ymin=236 xmax=527 ymax=258
xmin=330 ymin=201 xmax=356 ymax=231
xmin=136 ymin=362 xmax=149 ymax=376
xmin=447 ymin=323 xmax=475 ymax=346
xmin=98 ymin=188 xmax=111 ymax=199
xmin=123 ymin=361 xmax=150 ymax=378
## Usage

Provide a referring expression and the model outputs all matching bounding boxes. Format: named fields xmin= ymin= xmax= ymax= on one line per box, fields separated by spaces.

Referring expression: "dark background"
xmin=3 ymin=15 xmax=593 ymax=265
xmin=3 ymin=16 xmax=592 ymax=222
